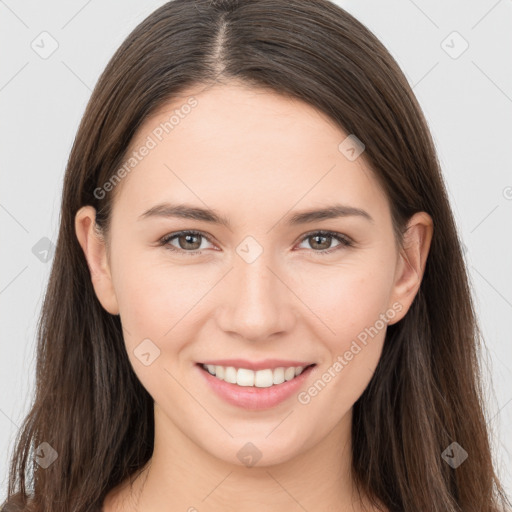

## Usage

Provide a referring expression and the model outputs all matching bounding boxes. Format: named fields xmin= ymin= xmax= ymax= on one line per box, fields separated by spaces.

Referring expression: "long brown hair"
xmin=3 ymin=1 xmax=510 ymax=511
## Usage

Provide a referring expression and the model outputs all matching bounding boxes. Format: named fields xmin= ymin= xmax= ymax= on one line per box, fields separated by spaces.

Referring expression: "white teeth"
xmin=237 ymin=368 xmax=255 ymax=386
xmin=254 ymin=369 xmax=273 ymax=388
xmin=273 ymin=367 xmax=285 ymax=385
xmin=224 ymin=366 xmax=237 ymax=384
xmin=215 ymin=365 xmax=225 ymax=380
xmin=202 ymin=364 xmax=310 ymax=387
xmin=284 ymin=367 xmax=296 ymax=381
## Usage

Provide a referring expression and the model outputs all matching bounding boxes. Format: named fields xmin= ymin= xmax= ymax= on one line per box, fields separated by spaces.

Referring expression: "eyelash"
xmin=158 ymin=229 xmax=354 ymax=256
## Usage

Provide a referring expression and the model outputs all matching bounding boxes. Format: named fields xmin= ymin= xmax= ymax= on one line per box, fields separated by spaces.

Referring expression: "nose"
xmin=215 ymin=246 xmax=297 ymax=342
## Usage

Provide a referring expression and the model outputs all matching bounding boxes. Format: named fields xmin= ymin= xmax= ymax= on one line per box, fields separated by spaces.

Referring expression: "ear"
xmin=75 ymin=206 xmax=119 ymax=315
xmin=387 ymin=211 xmax=433 ymax=324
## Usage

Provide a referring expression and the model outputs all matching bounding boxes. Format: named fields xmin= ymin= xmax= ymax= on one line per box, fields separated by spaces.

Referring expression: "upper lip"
xmin=199 ymin=359 xmax=315 ymax=371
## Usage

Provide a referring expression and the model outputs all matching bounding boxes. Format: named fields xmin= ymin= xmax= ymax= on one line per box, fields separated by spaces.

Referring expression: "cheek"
xmin=111 ymin=249 xmax=219 ymax=353
xmin=298 ymin=255 xmax=396 ymax=347
xmin=293 ymin=256 xmax=395 ymax=413
xmin=110 ymin=252 xmax=205 ymax=398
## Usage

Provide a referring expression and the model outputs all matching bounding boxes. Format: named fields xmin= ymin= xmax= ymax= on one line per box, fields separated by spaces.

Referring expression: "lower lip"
xmin=196 ymin=363 xmax=316 ymax=410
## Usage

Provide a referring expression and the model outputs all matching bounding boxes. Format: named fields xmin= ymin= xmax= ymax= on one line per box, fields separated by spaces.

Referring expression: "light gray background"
xmin=1 ymin=0 xmax=511 ymax=502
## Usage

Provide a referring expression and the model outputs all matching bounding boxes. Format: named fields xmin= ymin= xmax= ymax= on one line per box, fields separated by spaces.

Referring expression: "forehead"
xmin=110 ymin=82 xmax=387 ymax=226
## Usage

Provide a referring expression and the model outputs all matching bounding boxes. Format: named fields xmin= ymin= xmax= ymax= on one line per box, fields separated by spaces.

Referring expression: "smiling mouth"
xmin=198 ymin=363 xmax=316 ymax=388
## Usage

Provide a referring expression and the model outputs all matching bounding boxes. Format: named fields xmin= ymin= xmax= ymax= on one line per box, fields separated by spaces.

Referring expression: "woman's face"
xmin=79 ymin=82 xmax=429 ymax=467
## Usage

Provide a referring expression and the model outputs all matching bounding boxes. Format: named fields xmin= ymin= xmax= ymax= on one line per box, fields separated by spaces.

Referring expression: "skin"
xmin=75 ymin=81 xmax=433 ymax=512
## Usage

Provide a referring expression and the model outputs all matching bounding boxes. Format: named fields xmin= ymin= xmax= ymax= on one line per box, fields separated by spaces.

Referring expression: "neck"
xmin=105 ymin=404 xmax=374 ymax=512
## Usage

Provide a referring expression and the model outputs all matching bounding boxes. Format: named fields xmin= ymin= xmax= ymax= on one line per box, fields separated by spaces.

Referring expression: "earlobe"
xmin=387 ymin=212 xmax=433 ymax=324
xmin=74 ymin=206 xmax=120 ymax=315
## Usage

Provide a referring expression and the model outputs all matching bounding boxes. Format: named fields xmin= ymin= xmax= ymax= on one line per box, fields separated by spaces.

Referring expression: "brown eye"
xmin=176 ymin=233 xmax=202 ymax=250
xmin=308 ymin=233 xmax=334 ymax=250
xmin=159 ymin=230 xmax=214 ymax=255
xmin=297 ymin=230 xmax=353 ymax=255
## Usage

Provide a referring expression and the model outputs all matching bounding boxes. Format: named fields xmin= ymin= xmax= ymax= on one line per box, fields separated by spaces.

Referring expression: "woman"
xmin=3 ymin=0 xmax=510 ymax=511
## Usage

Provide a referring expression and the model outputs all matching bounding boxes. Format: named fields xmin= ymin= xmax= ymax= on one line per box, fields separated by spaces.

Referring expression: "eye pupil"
xmin=180 ymin=233 xmax=201 ymax=250
xmin=310 ymin=234 xmax=331 ymax=250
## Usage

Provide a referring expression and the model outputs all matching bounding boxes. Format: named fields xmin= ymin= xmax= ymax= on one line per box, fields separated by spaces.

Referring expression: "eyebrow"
xmin=138 ymin=202 xmax=374 ymax=227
